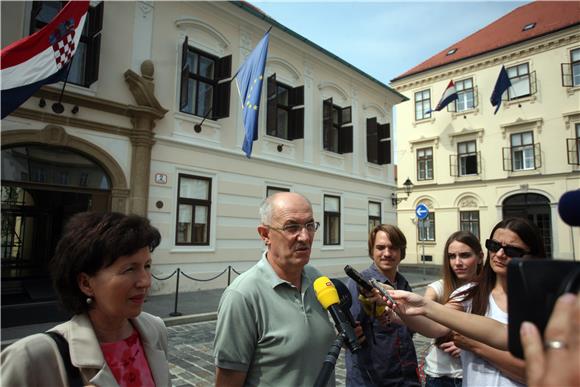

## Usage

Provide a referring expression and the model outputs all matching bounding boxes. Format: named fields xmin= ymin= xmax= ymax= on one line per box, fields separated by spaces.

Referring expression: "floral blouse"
xmin=100 ymin=329 xmax=155 ymax=386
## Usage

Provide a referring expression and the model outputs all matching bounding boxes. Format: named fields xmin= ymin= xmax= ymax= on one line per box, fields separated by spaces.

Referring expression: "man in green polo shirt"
xmin=214 ymin=192 xmax=337 ymax=386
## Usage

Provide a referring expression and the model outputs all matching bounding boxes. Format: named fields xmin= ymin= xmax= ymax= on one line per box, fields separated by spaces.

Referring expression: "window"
xmin=567 ymin=123 xmax=580 ymax=165
xmin=511 ymin=132 xmax=535 ymax=171
xmin=415 ymin=89 xmax=431 ymax=120
xmin=266 ymin=186 xmax=290 ymax=197
xmin=458 ymin=140 xmax=478 ymax=176
xmin=460 ymin=211 xmax=480 ymax=239
xmin=176 ymin=174 xmax=211 ymax=245
xmin=454 ymin=78 xmax=475 ymax=112
xmin=323 ymin=98 xmax=353 ymax=154
xmin=324 ymin=195 xmax=340 ymax=245
xmin=180 ymin=37 xmax=231 ymax=119
xmin=30 ymin=1 xmax=103 ymax=87
xmin=266 ymin=74 xmax=304 ymax=140
xmin=507 ymin=63 xmax=534 ymax=100
xmin=418 ymin=212 xmax=435 ymax=241
xmin=368 ymin=201 xmax=381 ymax=232
xmin=366 ymin=118 xmax=391 ymax=165
xmin=572 ymin=49 xmax=580 ymax=87
xmin=417 ymin=147 xmax=433 ymax=181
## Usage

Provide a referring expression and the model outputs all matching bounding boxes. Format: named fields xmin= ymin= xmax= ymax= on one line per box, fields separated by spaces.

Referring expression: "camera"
xmin=508 ymin=258 xmax=580 ymax=359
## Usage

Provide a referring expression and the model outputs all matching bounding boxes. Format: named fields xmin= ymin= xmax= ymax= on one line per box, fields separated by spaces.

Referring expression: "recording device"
xmin=558 ymin=189 xmax=580 ymax=227
xmin=344 ymin=265 xmax=397 ymax=305
xmin=508 ymin=259 xmax=580 ymax=359
xmin=313 ymin=276 xmax=361 ymax=353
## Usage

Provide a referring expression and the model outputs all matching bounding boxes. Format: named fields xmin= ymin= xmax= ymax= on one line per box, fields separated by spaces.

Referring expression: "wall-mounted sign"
xmin=154 ymin=173 xmax=167 ymax=184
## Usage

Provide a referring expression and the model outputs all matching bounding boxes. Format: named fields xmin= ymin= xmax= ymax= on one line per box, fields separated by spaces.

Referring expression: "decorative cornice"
xmin=317 ymin=81 xmax=349 ymax=102
xmin=175 ymin=17 xmax=231 ymax=50
xmin=9 ymin=107 xmax=133 ymax=137
xmin=266 ymin=57 xmax=301 ymax=81
xmin=124 ymin=60 xmax=168 ymax=120
xmin=448 ymin=128 xmax=485 ymax=143
xmin=500 ymin=117 xmax=543 ymax=138
xmin=393 ymin=31 xmax=580 ymax=92
xmin=563 ymin=110 xmax=580 ymax=130
xmin=362 ymin=103 xmax=387 ymax=117
xmin=36 ymin=86 xmax=130 ymax=116
xmin=409 ymin=135 xmax=440 ymax=150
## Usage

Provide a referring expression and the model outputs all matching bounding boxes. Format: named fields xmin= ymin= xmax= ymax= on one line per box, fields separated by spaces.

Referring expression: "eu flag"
xmin=490 ymin=66 xmax=512 ymax=115
xmin=236 ymin=32 xmax=270 ymax=158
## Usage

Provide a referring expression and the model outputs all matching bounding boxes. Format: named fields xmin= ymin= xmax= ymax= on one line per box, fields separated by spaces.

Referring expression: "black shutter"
xmin=341 ymin=106 xmax=352 ymax=124
xmin=289 ymin=85 xmax=304 ymax=106
xmin=378 ymin=123 xmax=390 ymax=165
xmin=289 ymin=85 xmax=304 ymax=140
xmin=213 ymin=55 xmax=231 ymax=119
xmin=266 ymin=74 xmax=277 ymax=136
xmin=367 ymin=117 xmax=378 ymax=163
xmin=289 ymin=107 xmax=304 ymax=140
xmin=85 ymin=1 xmax=103 ymax=86
xmin=179 ymin=37 xmax=190 ymax=111
xmin=339 ymin=125 xmax=353 ymax=154
xmin=323 ymin=98 xmax=333 ymax=150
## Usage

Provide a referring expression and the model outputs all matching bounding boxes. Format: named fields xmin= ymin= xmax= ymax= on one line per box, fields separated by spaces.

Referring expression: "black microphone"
xmin=558 ymin=190 xmax=580 ymax=227
xmin=314 ymin=276 xmax=361 ymax=353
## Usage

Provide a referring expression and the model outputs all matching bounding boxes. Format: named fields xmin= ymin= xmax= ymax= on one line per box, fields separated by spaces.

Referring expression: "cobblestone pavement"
xmin=167 ymin=285 xmax=433 ymax=387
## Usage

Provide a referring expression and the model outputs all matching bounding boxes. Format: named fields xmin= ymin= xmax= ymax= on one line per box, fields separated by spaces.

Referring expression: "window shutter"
xmin=341 ymin=106 xmax=352 ymax=125
xmin=213 ymin=55 xmax=232 ymax=119
xmin=289 ymin=107 xmax=304 ymax=140
xmin=534 ymin=143 xmax=542 ymax=169
xmin=502 ymin=147 xmax=512 ymax=171
xmin=323 ymin=98 xmax=333 ymax=150
xmin=266 ymin=74 xmax=278 ymax=136
xmin=561 ymin=63 xmax=573 ymax=87
xmin=289 ymin=85 xmax=304 ymax=106
xmin=339 ymin=125 xmax=353 ymax=154
xmin=449 ymin=154 xmax=458 ymax=177
xmin=377 ymin=123 xmax=390 ymax=164
xmin=367 ymin=117 xmax=378 ymax=163
xmin=84 ymin=2 xmax=103 ymax=87
xmin=179 ymin=37 xmax=190 ymax=111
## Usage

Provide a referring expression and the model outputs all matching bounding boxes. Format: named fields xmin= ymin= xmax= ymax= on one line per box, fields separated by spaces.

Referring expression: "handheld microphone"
xmin=314 ymin=276 xmax=361 ymax=353
xmin=558 ymin=190 xmax=580 ymax=227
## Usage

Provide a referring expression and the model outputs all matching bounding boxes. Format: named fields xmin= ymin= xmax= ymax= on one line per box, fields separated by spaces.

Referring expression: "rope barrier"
xmin=180 ymin=267 xmax=229 ymax=282
xmin=151 ymin=269 xmax=178 ymax=281
xmin=231 ymin=267 xmax=243 ymax=275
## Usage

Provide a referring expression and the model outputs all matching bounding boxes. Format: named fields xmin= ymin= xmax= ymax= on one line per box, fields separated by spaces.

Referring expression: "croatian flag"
xmin=430 ymin=80 xmax=458 ymax=113
xmin=1 ymin=1 xmax=89 ymax=119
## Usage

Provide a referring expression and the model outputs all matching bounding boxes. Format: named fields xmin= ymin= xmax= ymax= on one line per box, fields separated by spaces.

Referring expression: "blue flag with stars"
xmin=236 ymin=32 xmax=270 ymax=158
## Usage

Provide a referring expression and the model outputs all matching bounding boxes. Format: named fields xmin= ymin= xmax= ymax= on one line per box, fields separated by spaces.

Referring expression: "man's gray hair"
xmin=259 ymin=192 xmax=312 ymax=225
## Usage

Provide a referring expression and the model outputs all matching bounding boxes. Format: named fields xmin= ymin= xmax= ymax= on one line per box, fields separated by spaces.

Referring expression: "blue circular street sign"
xmin=415 ymin=203 xmax=429 ymax=220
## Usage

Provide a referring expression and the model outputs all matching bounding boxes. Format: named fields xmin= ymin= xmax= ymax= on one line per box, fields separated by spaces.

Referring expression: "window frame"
xmin=418 ymin=212 xmax=435 ymax=242
xmin=323 ymin=195 xmax=341 ymax=246
xmin=366 ymin=117 xmax=391 ymax=165
xmin=454 ymin=78 xmax=475 ymax=112
xmin=175 ymin=174 xmax=212 ymax=246
xmin=572 ymin=48 xmax=580 ymax=87
xmin=417 ymin=147 xmax=434 ymax=181
xmin=460 ymin=210 xmax=480 ymax=240
xmin=323 ymin=98 xmax=353 ymax=154
xmin=266 ymin=73 xmax=304 ymax=140
xmin=510 ymin=131 xmax=535 ymax=171
xmin=507 ymin=63 xmax=531 ymax=100
xmin=458 ymin=140 xmax=478 ymax=176
xmin=266 ymin=186 xmax=290 ymax=197
xmin=414 ymin=89 xmax=431 ymax=121
xmin=368 ymin=201 xmax=381 ymax=232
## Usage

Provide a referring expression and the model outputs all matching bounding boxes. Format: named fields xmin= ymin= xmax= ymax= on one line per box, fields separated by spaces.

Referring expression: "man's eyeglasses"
xmin=266 ymin=221 xmax=320 ymax=235
xmin=485 ymin=239 xmax=528 ymax=258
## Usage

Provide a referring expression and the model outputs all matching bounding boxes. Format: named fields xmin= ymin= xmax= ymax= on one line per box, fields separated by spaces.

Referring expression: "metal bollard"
xmin=169 ymin=268 xmax=182 ymax=317
xmin=227 ymin=265 xmax=232 ymax=286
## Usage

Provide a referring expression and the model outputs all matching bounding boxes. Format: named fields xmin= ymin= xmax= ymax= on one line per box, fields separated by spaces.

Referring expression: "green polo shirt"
xmin=214 ymin=252 xmax=337 ymax=387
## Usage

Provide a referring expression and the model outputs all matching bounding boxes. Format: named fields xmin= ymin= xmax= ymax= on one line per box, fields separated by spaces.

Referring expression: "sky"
xmin=247 ymin=1 xmax=529 ymax=84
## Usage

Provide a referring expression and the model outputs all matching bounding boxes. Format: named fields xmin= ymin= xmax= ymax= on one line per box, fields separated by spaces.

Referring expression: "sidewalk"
xmin=1 ymin=268 xmax=440 ymax=346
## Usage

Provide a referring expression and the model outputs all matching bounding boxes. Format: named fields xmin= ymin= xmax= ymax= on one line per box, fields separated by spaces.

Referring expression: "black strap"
xmin=44 ymin=332 xmax=83 ymax=387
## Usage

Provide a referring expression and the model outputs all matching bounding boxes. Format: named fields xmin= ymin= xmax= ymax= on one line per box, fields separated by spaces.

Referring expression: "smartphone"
xmin=344 ymin=265 xmax=373 ymax=292
xmin=369 ymin=278 xmax=397 ymax=306
xmin=507 ymin=259 xmax=580 ymax=359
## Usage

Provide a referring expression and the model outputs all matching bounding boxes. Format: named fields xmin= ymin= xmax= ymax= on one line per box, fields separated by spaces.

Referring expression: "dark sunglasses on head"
xmin=485 ymin=239 xmax=528 ymax=258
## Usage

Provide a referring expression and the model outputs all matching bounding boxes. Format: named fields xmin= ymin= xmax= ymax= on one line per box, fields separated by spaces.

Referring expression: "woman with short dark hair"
xmin=1 ymin=212 xmax=170 ymax=386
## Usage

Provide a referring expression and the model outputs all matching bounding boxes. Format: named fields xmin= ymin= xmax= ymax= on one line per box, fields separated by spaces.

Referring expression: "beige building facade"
xmin=1 ymin=0 xmax=405 ymax=309
xmin=391 ymin=2 xmax=580 ymax=265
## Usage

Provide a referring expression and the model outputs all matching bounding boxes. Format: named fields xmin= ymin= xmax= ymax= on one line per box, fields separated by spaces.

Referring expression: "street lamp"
xmin=391 ymin=178 xmax=413 ymax=207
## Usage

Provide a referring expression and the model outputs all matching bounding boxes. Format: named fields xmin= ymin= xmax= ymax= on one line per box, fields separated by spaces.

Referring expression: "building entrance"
xmin=1 ymin=145 xmax=111 ymax=326
xmin=502 ymin=193 xmax=552 ymax=258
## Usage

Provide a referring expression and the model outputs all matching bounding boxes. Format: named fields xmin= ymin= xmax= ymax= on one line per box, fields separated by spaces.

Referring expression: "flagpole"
xmin=52 ymin=61 xmax=73 ymax=114
xmin=194 ymin=25 xmax=272 ymax=133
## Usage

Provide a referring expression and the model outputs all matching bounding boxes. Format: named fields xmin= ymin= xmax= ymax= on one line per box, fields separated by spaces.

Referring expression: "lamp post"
xmin=391 ymin=178 xmax=413 ymax=207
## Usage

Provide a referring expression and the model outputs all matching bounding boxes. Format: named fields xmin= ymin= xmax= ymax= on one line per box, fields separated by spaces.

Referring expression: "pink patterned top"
xmin=100 ymin=329 xmax=155 ymax=387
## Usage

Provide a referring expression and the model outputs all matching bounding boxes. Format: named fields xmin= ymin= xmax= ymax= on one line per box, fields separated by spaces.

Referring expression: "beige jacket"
xmin=1 ymin=312 xmax=171 ymax=387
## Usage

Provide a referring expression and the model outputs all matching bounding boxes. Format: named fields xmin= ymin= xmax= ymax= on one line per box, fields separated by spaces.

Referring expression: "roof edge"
xmin=231 ymin=1 xmax=408 ymax=102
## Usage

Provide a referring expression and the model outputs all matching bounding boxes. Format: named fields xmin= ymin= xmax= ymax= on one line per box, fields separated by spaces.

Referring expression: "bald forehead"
xmin=271 ymin=192 xmax=313 ymax=219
